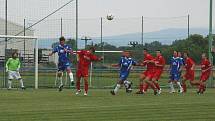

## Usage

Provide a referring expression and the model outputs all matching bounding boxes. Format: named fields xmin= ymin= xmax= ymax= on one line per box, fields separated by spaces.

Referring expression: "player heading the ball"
xmin=49 ymin=36 xmax=74 ymax=92
xmin=75 ymin=47 xmax=103 ymax=96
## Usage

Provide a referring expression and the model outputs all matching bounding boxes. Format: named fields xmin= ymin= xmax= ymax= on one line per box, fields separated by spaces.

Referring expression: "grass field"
xmin=0 ymin=88 xmax=215 ymax=121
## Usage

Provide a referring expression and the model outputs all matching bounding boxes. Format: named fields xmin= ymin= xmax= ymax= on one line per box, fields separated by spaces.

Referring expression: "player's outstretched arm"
xmin=111 ymin=64 xmax=119 ymax=67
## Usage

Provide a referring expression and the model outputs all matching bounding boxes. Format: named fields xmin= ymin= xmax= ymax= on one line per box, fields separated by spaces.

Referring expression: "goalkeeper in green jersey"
xmin=6 ymin=52 xmax=25 ymax=90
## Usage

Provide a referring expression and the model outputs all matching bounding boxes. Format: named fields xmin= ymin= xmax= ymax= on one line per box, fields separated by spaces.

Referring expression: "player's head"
xmin=12 ymin=52 xmax=18 ymax=59
xmin=89 ymin=47 xmax=96 ymax=53
xmin=201 ymin=53 xmax=207 ymax=59
xmin=183 ymin=51 xmax=189 ymax=58
xmin=59 ymin=36 xmax=66 ymax=46
xmin=123 ymin=50 xmax=131 ymax=57
xmin=156 ymin=50 xmax=161 ymax=56
xmin=173 ymin=51 xmax=178 ymax=57
xmin=178 ymin=52 xmax=182 ymax=57
xmin=143 ymin=48 xmax=148 ymax=55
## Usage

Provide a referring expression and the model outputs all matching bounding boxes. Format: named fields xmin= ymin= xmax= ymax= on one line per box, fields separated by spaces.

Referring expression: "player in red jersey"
xmin=75 ymin=47 xmax=103 ymax=96
xmin=151 ymin=50 xmax=165 ymax=94
xmin=182 ymin=52 xmax=196 ymax=93
xmin=136 ymin=49 xmax=157 ymax=95
xmin=197 ymin=53 xmax=212 ymax=94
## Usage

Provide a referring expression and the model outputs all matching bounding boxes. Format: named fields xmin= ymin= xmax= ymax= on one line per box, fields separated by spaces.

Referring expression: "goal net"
xmin=0 ymin=35 xmax=38 ymax=89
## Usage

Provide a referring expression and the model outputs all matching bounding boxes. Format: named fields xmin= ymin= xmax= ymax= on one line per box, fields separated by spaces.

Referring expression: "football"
xmin=106 ymin=14 xmax=114 ymax=20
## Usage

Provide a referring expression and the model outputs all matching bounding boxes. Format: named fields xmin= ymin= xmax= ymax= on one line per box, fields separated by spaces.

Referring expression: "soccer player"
xmin=136 ymin=49 xmax=157 ymax=95
xmin=76 ymin=47 xmax=103 ymax=96
xmin=197 ymin=53 xmax=212 ymax=94
xmin=169 ymin=51 xmax=183 ymax=93
xmin=49 ymin=36 xmax=74 ymax=91
xmin=182 ymin=52 xmax=195 ymax=93
xmin=151 ymin=50 xmax=165 ymax=94
xmin=6 ymin=52 xmax=25 ymax=90
xmin=110 ymin=51 xmax=137 ymax=95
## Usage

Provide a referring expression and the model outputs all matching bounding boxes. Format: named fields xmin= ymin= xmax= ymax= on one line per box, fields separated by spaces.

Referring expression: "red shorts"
xmin=200 ymin=72 xmax=211 ymax=82
xmin=183 ymin=70 xmax=195 ymax=81
xmin=76 ymin=68 xmax=89 ymax=78
xmin=143 ymin=70 xmax=154 ymax=80
xmin=153 ymin=70 xmax=163 ymax=80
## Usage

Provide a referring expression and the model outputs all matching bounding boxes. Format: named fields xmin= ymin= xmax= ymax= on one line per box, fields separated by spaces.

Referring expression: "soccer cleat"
xmin=58 ymin=85 xmax=64 ymax=92
xmin=135 ymin=91 xmax=144 ymax=94
xmin=71 ymin=81 xmax=75 ymax=86
xmin=21 ymin=87 xmax=26 ymax=90
xmin=158 ymin=89 xmax=162 ymax=95
xmin=126 ymin=88 xmax=132 ymax=93
xmin=154 ymin=90 xmax=158 ymax=95
xmin=178 ymin=88 xmax=183 ymax=93
xmin=169 ymin=90 xmax=176 ymax=93
xmin=7 ymin=88 xmax=12 ymax=90
xmin=84 ymin=92 xmax=88 ymax=96
xmin=110 ymin=90 xmax=116 ymax=95
xmin=75 ymin=90 xmax=81 ymax=95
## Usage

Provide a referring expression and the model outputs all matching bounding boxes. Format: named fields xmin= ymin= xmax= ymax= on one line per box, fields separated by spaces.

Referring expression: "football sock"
xmin=84 ymin=81 xmax=88 ymax=93
xmin=139 ymin=84 xmax=143 ymax=92
xmin=114 ymin=84 xmax=121 ymax=93
xmin=182 ymin=83 xmax=187 ymax=92
xmin=76 ymin=80 xmax=80 ymax=91
xmin=19 ymin=79 xmax=24 ymax=88
xmin=69 ymin=72 xmax=74 ymax=82
xmin=8 ymin=80 xmax=12 ymax=89
xmin=176 ymin=82 xmax=182 ymax=91
xmin=169 ymin=82 xmax=175 ymax=91
xmin=154 ymin=82 xmax=160 ymax=90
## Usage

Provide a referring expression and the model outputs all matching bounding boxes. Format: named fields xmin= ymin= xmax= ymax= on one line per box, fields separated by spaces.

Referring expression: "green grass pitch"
xmin=0 ymin=89 xmax=215 ymax=121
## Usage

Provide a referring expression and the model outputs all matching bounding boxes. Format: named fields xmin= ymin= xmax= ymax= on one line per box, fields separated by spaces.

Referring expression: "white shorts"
xmin=8 ymin=71 xmax=22 ymax=80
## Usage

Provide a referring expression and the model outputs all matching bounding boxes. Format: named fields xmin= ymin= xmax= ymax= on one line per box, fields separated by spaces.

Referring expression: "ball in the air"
xmin=106 ymin=14 xmax=114 ymax=20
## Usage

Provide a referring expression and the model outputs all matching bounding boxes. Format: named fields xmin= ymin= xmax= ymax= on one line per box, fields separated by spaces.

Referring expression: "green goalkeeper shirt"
xmin=6 ymin=58 xmax=21 ymax=71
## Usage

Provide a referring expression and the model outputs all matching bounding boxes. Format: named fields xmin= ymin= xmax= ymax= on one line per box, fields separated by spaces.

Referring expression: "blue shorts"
xmin=120 ymin=72 xmax=129 ymax=81
xmin=170 ymin=73 xmax=180 ymax=81
xmin=58 ymin=62 xmax=71 ymax=72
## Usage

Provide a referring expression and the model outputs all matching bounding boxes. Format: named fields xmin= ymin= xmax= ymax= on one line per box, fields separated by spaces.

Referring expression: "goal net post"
xmin=0 ymin=35 xmax=38 ymax=89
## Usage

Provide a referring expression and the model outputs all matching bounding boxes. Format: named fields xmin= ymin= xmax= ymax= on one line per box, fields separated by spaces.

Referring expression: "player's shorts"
xmin=200 ymin=72 xmax=211 ymax=82
xmin=183 ymin=70 xmax=195 ymax=81
xmin=8 ymin=71 xmax=22 ymax=80
xmin=119 ymin=72 xmax=129 ymax=81
xmin=142 ymin=70 xmax=154 ymax=80
xmin=153 ymin=70 xmax=163 ymax=80
xmin=76 ymin=68 xmax=89 ymax=78
xmin=58 ymin=62 xmax=71 ymax=72
xmin=170 ymin=73 xmax=180 ymax=81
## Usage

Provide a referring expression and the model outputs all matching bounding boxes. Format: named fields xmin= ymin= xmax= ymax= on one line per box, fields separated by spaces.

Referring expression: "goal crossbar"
xmin=0 ymin=35 xmax=38 ymax=39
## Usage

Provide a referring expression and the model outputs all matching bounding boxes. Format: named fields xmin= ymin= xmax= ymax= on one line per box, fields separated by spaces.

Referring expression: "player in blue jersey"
xmin=49 ymin=36 xmax=74 ymax=91
xmin=110 ymin=51 xmax=137 ymax=95
xmin=169 ymin=51 xmax=183 ymax=93
xmin=177 ymin=51 xmax=185 ymax=77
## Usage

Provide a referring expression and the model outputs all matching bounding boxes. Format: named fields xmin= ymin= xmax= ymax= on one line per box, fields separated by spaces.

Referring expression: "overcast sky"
xmin=0 ymin=0 xmax=214 ymax=38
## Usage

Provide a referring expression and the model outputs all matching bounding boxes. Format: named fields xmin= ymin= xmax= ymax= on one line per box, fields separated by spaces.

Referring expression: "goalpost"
xmin=0 ymin=35 xmax=38 ymax=89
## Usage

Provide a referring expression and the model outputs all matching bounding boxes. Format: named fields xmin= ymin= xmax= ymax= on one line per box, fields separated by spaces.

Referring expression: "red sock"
xmin=182 ymin=84 xmax=187 ymax=92
xmin=198 ymin=84 xmax=204 ymax=93
xmin=143 ymin=83 xmax=149 ymax=92
xmin=76 ymin=80 xmax=80 ymax=91
xmin=84 ymin=81 xmax=88 ymax=93
xmin=149 ymin=83 xmax=156 ymax=91
xmin=139 ymin=84 xmax=143 ymax=92
xmin=154 ymin=82 xmax=160 ymax=90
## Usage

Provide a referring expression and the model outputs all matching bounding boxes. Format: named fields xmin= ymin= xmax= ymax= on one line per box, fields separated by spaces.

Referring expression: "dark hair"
xmin=89 ymin=47 xmax=96 ymax=53
xmin=12 ymin=52 xmax=18 ymax=58
xmin=59 ymin=36 xmax=66 ymax=41
xmin=143 ymin=48 xmax=148 ymax=51
xmin=183 ymin=51 xmax=189 ymax=56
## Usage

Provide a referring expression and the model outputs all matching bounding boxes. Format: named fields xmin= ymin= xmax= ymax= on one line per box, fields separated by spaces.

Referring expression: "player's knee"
xmin=57 ymin=72 xmax=63 ymax=77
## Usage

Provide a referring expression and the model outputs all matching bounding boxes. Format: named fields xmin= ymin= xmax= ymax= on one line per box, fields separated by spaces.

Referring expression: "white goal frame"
xmin=0 ymin=35 xmax=39 ymax=89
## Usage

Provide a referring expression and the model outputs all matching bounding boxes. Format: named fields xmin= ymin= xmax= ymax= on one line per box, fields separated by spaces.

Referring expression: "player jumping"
xmin=49 ymin=36 xmax=74 ymax=91
xmin=182 ymin=52 xmax=196 ymax=93
xmin=110 ymin=51 xmax=137 ymax=95
xmin=76 ymin=47 xmax=103 ymax=96
xmin=6 ymin=52 xmax=25 ymax=90
xmin=169 ymin=51 xmax=183 ymax=93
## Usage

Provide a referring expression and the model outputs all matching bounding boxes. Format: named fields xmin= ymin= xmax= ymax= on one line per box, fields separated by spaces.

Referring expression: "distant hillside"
xmin=38 ymin=28 xmax=209 ymax=49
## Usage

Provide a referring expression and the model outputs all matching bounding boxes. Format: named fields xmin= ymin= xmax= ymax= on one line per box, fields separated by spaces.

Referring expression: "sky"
xmin=0 ymin=0 xmax=214 ymax=38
